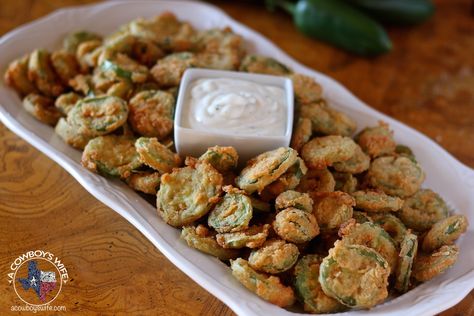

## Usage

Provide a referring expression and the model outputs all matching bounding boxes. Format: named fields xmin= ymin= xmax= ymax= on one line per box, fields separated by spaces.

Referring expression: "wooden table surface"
xmin=0 ymin=0 xmax=473 ymax=315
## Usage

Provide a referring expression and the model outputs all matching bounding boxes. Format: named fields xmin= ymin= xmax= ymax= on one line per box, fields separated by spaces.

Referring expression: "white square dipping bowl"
xmin=174 ymin=68 xmax=294 ymax=162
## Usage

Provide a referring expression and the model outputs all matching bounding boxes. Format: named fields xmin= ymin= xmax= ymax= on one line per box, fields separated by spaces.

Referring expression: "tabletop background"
xmin=0 ymin=0 xmax=472 ymax=315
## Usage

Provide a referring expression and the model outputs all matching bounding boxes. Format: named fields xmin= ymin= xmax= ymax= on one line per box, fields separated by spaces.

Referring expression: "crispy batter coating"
xmin=352 ymin=190 xmax=404 ymax=212
xmin=216 ymin=224 xmax=270 ymax=249
xmin=129 ymin=12 xmax=196 ymax=52
xmin=394 ymin=231 xmax=418 ymax=293
xmin=67 ymin=95 xmax=128 ymax=137
xmin=371 ymin=213 xmax=407 ymax=247
xmin=412 ymin=245 xmax=459 ymax=282
xmin=259 ymin=157 xmax=307 ymax=200
xmin=339 ymin=221 xmax=398 ymax=272
xmin=151 ymin=52 xmax=196 ymax=87
xmin=319 ymin=241 xmax=390 ymax=308
xmin=273 ymin=207 xmax=319 ymax=243
xmin=126 ymin=171 xmax=161 ymax=195
xmin=399 ymin=189 xmax=449 ymax=232
xmin=290 ymin=73 xmax=323 ymax=105
xmin=28 ymin=49 xmax=64 ymax=97
xmin=239 ymin=54 xmax=292 ymax=75
xmin=199 ymin=146 xmax=239 ymax=173
xmin=301 ymin=136 xmax=357 ymax=169
xmin=367 ymin=156 xmax=425 ymax=198
xmin=300 ymin=100 xmax=357 ymax=137
xmin=128 ymin=90 xmax=175 ymax=139
xmin=55 ymin=92 xmax=81 ymax=116
xmin=54 ymin=117 xmax=91 ymax=150
xmin=51 ymin=50 xmax=80 ymax=85
xmin=157 ymin=161 xmax=222 ymax=227
xmin=333 ymin=172 xmax=358 ymax=193
xmin=248 ymin=239 xmax=299 ymax=274
xmin=236 ymin=147 xmax=298 ymax=194
xmin=22 ymin=93 xmax=61 ymax=126
xmin=181 ymin=225 xmax=239 ymax=260
xmin=230 ymin=258 xmax=295 ymax=307
xmin=294 ymin=254 xmax=346 ymax=313
xmin=333 ymin=144 xmax=370 ymax=174
xmin=290 ymin=117 xmax=312 ymax=153
xmin=356 ymin=122 xmax=396 ymax=158
xmin=135 ymin=137 xmax=181 ymax=174
xmin=275 ymin=190 xmax=313 ymax=213
xmin=311 ymin=191 xmax=355 ymax=233
xmin=421 ymin=215 xmax=468 ymax=252
xmin=81 ymin=134 xmax=141 ymax=178
xmin=4 ymin=55 xmax=37 ymax=96
xmin=208 ymin=186 xmax=253 ymax=233
xmin=297 ymin=168 xmax=335 ymax=193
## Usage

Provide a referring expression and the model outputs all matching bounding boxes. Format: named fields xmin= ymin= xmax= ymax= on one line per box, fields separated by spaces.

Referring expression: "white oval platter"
xmin=0 ymin=1 xmax=473 ymax=315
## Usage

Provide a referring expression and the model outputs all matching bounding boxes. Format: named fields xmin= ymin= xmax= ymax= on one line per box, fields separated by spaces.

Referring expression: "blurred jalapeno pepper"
xmin=346 ymin=0 xmax=434 ymax=25
xmin=268 ymin=0 xmax=392 ymax=56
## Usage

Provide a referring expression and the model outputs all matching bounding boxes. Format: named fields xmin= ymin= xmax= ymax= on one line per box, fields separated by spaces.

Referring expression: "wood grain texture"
xmin=0 ymin=0 xmax=472 ymax=315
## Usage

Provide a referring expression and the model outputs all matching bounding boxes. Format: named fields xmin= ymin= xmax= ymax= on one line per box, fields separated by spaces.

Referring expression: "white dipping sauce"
xmin=185 ymin=78 xmax=287 ymax=136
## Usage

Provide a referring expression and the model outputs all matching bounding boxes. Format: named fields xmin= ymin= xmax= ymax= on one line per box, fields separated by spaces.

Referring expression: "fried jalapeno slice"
xmin=28 ymin=49 xmax=64 ymax=97
xmin=296 ymin=168 xmax=335 ymax=193
xmin=275 ymin=190 xmax=313 ymax=213
xmin=367 ymin=156 xmax=425 ymax=198
xmin=290 ymin=73 xmax=323 ymax=105
xmin=339 ymin=221 xmax=398 ymax=272
xmin=67 ymin=95 xmax=128 ymax=136
xmin=199 ymin=146 xmax=239 ymax=173
xmin=319 ymin=241 xmax=390 ymax=308
xmin=4 ymin=55 xmax=37 ymax=96
xmin=333 ymin=172 xmax=358 ymax=193
xmin=300 ymin=100 xmax=357 ymax=137
xmin=399 ymin=189 xmax=449 ymax=232
xmin=394 ymin=231 xmax=418 ymax=293
xmin=128 ymin=90 xmax=175 ymax=139
xmin=135 ymin=137 xmax=181 ymax=174
xmin=311 ymin=191 xmax=355 ymax=233
xmin=273 ymin=207 xmax=319 ymax=243
xmin=216 ymin=224 xmax=270 ymax=249
xmin=352 ymin=190 xmax=404 ymax=212
xmin=157 ymin=161 xmax=223 ymax=227
xmin=248 ymin=239 xmax=299 ymax=274
xmin=181 ymin=225 xmax=239 ymax=260
xmin=208 ymin=186 xmax=253 ymax=233
xmin=23 ymin=93 xmax=61 ymax=125
xmin=301 ymin=136 xmax=357 ymax=169
xmin=294 ymin=254 xmax=346 ymax=314
xmin=100 ymin=53 xmax=149 ymax=83
xmin=236 ymin=147 xmax=298 ymax=194
xmin=371 ymin=213 xmax=407 ymax=247
xmin=150 ymin=52 xmax=196 ymax=87
xmin=126 ymin=171 xmax=161 ymax=195
xmin=239 ymin=54 xmax=292 ymax=75
xmin=230 ymin=258 xmax=295 ymax=307
xmin=55 ymin=92 xmax=81 ymax=116
xmin=356 ymin=121 xmax=396 ymax=158
xmin=81 ymin=135 xmax=141 ymax=178
xmin=290 ymin=117 xmax=312 ymax=153
xmin=421 ymin=215 xmax=468 ymax=252
xmin=259 ymin=157 xmax=307 ymax=200
xmin=332 ymin=144 xmax=370 ymax=174
xmin=54 ymin=118 xmax=92 ymax=150
xmin=412 ymin=245 xmax=459 ymax=282
xmin=51 ymin=50 xmax=80 ymax=85
xmin=63 ymin=31 xmax=102 ymax=53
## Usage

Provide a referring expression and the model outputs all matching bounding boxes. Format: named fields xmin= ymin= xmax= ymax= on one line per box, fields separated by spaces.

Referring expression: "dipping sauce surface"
xmin=185 ymin=78 xmax=287 ymax=136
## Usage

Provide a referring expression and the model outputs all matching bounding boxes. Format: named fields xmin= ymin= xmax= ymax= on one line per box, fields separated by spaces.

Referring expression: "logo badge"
xmin=8 ymin=250 xmax=69 ymax=306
